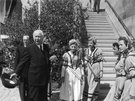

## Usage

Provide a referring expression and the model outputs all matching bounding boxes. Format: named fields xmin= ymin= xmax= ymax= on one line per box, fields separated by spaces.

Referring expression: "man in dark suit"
xmin=14 ymin=35 xmax=30 ymax=101
xmin=11 ymin=30 xmax=57 ymax=101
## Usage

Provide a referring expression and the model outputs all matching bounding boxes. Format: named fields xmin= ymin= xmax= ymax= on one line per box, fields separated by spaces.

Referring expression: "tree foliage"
xmin=1 ymin=0 xmax=87 ymax=84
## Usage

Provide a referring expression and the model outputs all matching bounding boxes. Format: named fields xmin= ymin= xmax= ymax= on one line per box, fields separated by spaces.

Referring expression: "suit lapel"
xmin=42 ymin=44 xmax=49 ymax=64
xmin=33 ymin=43 xmax=45 ymax=58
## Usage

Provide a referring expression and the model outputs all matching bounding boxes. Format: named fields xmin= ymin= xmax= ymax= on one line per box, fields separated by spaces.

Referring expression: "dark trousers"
xmin=28 ymin=85 xmax=48 ymax=101
xmin=94 ymin=0 xmax=101 ymax=12
xmin=19 ymin=81 xmax=28 ymax=101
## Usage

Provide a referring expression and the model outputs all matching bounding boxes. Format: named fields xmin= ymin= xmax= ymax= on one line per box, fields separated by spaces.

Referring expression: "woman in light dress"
xmin=120 ymin=41 xmax=135 ymax=101
xmin=83 ymin=36 xmax=103 ymax=101
xmin=60 ymin=39 xmax=84 ymax=101
xmin=104 ymin=42 xmax=121 ymax=101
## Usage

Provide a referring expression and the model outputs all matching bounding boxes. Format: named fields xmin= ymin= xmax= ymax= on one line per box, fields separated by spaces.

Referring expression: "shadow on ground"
xmin=51 ymin=83 xmax=111 ymax=101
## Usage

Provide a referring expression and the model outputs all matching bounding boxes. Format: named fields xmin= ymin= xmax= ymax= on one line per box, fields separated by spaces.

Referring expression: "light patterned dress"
xmin=104 ymin=54 xmax=126 ymax=101
xmin=120 ymin=52 xmax=135 ymax=101
xmin=83 ymin=47 xmax=103 ymax=101
xmin=60 ymin=51 xmax=84 ymax=101
xmin=114 ymin=54 xmax=127 ymax=100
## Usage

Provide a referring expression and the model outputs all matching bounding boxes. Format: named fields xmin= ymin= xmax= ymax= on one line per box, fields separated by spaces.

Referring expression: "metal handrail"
xmin=105 ymin=0 xmax=135 ymax=40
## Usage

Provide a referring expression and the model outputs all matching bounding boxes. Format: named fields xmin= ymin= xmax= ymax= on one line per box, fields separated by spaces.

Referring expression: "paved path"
xmin=0 ymin=79 xmax=21 ymax=101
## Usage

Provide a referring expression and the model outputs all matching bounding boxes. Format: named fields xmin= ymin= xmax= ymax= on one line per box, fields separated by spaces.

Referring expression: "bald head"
xmin=23 ymin=35 xmax=29 ymax=47
xmin=33 ymin=30 xmax=44 ymax=45
xmin=23 ymin=35 xmax=29 ymax=40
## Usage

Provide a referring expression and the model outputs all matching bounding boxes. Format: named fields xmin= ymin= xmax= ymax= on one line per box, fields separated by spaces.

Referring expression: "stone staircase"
xmin=85 ymin=11 xmax=120 ymax=100
xmin=85 ymin=11 xmax=119 ymax=85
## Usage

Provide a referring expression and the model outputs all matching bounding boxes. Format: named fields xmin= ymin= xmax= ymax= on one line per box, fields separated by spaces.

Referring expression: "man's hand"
xmin=49 ymin=55 xmax=57 ymax=62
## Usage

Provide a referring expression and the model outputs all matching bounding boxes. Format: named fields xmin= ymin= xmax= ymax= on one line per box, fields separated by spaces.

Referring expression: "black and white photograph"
xmin=0 ymin=0 xmax=135 ymax=101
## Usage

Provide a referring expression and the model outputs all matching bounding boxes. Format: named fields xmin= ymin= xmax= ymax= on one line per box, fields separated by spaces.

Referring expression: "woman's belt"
xmin=93 ymin=60 xmax=102 ymax=64
xmin=126 ymin=75 xmax=135 ymax=79
xmin=116 ymin=74 xmax=126 ymax=77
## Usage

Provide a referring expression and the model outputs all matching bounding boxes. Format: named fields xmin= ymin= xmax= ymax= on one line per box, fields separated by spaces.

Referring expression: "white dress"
xmin=60 ymin=51 xmax=84 ymax=101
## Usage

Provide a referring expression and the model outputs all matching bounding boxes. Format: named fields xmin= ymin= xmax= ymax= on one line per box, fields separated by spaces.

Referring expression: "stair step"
xmin=88 ymin=11 xmax=106 ymax=14
xmin=103 ymin=65 xmax=115 ymax=69
xmin=85 ymin=23 xmax=110 ymax=26
xmin=88 ymin=18 xmax=107 ymax=21
xmin=87 ymin=31 xmax=114 ymax=34
xmin=88 ymin=14 xmax=106 ymax=17
xmin=87 ymin=27 xmax=113 ymax=30
xmin=85 ymin=18 xmax=108 ymax=23
xmin=89 ymin=33 xmax=115 ymax=36
xmin=103 ymin=73 xmax=116 ymax=77
xmin=88 ymin=14 xmax=107 ymax=17
xmin=94 ymin=35 xmax=117 ymax=39
xmin=103 ymin=70 xmax=115 ymax=74
xmin=100 ymin=47 xmax=113 ymax=52
xmin=101 ymin=77 xmax=116 ymax=81
xmin=87 ymin=30 xmax=114 ymax=33
xmin=86 ymin=19 xmax=108 ymax=22
xmin=86 ymin=15 xmax=107 ymax=18
xmin=97 ymin=43 xmax=113 ymax=47
xmin=86 ymin=25 xmax=112 ymax=28
xmin=104 ymin=57 xmax=117 ymax=62
xmin=103 ymin=62 xmax=116 ymax=67
xmin=103 ymin=52 xmax=114 ymax=56
xmin=97 ymin=40 xmax=116 ymax=43
xmin=88 ymin=15 xmax=107 ymax=18
xmin=103 ymin=67 xmax=115 ymax=71
xmin=86 ymin=22 xmax=109 ymax=25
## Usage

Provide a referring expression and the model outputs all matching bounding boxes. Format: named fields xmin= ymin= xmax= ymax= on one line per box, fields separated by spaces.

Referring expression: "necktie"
xmin=40 ymin=45 xmax=42 ymax=51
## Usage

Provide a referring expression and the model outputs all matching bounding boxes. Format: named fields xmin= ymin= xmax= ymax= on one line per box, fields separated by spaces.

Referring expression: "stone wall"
xmin=107 ymin=0 xmax=135 ymax=38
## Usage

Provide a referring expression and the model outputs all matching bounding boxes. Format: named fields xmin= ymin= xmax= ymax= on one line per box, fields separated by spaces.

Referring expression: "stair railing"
xmin=105 ymin=0 xmax=135 ymax=40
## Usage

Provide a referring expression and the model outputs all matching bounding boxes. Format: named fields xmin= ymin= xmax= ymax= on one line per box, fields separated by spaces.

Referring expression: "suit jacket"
xmin=15 ymin=43 xmax=51 ymax=86
xmin=14 ymin=44 xmax=30 ymax=81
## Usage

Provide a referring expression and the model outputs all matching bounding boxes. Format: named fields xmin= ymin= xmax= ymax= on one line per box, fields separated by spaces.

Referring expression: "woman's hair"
xmin=118 ymin=36 xmax=133 ymax=50
xmin=112 ymin=42 xmax=119 ymax=50
xmin=118 ymin=36 xmax=129 ymax=46
xmin=88 ymin=36 xmax=97 ymax=45
xmin=69 ymin=39 xmax=79 ymax=46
